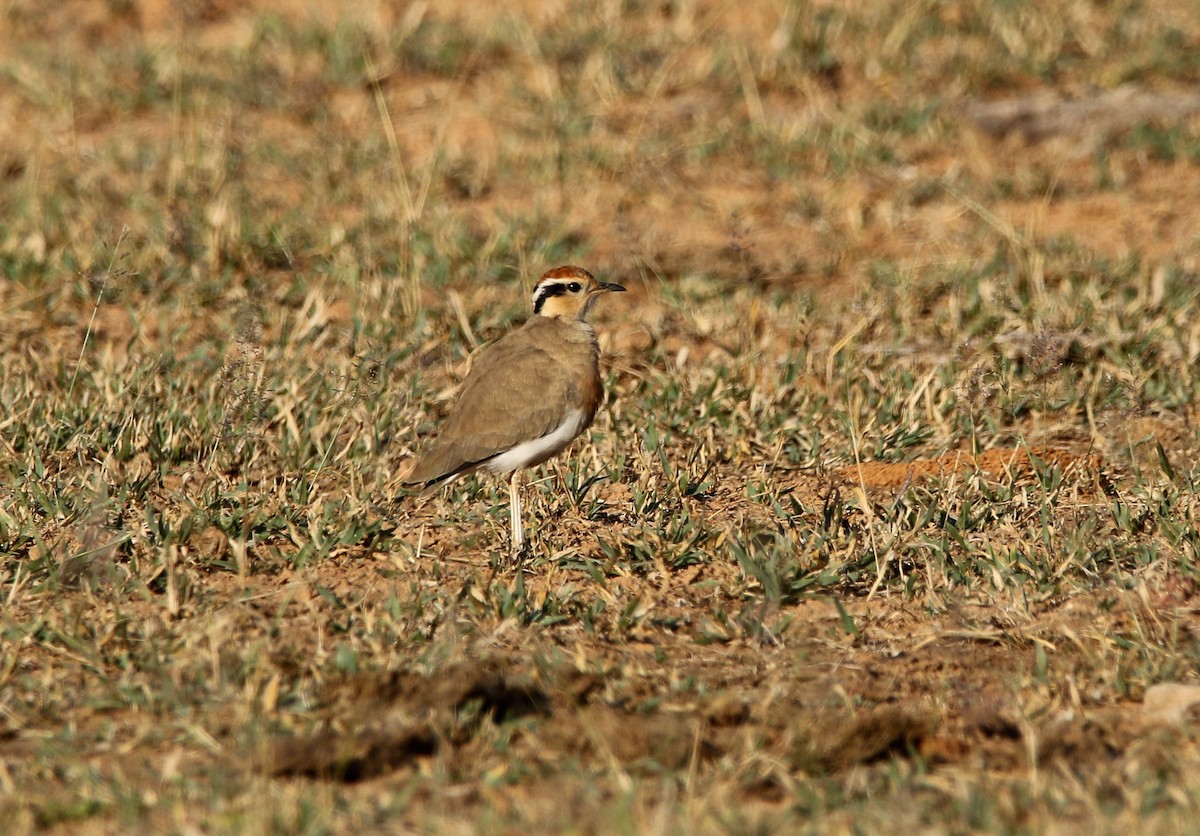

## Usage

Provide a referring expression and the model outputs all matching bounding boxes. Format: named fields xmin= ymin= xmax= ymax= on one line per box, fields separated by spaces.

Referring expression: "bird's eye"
xmin=567 ymin=282 xmax=581 ymax=292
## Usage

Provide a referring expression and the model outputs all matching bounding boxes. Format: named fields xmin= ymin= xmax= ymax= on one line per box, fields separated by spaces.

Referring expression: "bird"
xmin=401 ymin=266 xmax=625 ymax=556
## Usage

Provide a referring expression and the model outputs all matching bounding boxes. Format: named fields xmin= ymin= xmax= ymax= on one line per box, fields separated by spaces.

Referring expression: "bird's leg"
xmin=509 ymin=470 xmax=524 ymax=558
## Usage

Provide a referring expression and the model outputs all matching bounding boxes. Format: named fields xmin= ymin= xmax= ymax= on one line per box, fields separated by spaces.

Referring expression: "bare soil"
xmin=3 ymin=0 xmax=1200 ymax=832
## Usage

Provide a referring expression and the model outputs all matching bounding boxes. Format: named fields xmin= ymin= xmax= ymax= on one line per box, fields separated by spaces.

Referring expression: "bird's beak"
xmin=598 ymin=282 xmax=626 ymax=293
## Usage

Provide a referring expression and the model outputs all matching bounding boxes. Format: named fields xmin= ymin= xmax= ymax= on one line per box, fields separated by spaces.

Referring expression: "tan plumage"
xmin=402 ymin=266 xmax=625 ymax=554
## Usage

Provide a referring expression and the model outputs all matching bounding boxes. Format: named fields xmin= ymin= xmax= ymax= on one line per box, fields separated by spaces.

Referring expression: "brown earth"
xmin=2 ymin=0 xmax=1200 ymax=831
xmin=838 ymin=446 xmax=1107 ymax=490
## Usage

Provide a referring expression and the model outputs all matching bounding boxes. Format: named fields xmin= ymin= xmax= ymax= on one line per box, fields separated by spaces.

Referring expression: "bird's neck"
xmin=536 ymin=312 xmax=593 ymax=328
xmin=527 ymin=314 xmax=598 ymax=345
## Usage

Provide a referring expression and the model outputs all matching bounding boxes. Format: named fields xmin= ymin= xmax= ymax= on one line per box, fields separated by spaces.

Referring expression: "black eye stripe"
xmin=533 ymin=281 xmax=571 ymax=314
xmin=532 ymin=280 xmax=583 ymax=311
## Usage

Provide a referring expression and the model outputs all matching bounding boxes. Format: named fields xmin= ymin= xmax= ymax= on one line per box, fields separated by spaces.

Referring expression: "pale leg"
xmin=509 ymin=470 xmax=524 ymax=556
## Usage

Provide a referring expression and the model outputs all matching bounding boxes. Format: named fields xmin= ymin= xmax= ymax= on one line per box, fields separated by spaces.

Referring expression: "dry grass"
xmin=2 ymin=0 xmax=1200 ymax=832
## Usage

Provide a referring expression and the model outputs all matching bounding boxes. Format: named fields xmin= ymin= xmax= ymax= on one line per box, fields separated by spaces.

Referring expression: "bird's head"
xmin=531 ymin=266 xmax=625 ymax=321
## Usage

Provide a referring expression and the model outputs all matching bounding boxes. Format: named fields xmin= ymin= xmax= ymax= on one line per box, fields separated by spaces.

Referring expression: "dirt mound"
xmin=258 ymin=643 xmax=1190 ymax=800
xmin=260 ymin=659 xmax=941 ymax=783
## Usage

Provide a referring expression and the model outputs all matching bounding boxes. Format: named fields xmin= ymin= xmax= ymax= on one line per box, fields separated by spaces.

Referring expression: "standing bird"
xmin=401 ymin=266 xmax=625 ymax=555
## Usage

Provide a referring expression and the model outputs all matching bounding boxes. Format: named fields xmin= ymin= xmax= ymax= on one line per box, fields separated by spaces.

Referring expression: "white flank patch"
xmin=484 ymin=408 xmax=587 ymax=474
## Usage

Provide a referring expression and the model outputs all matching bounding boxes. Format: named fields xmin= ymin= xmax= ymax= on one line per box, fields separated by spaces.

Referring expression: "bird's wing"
xmin=402 ymin=334 xmax=589 ymax=485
